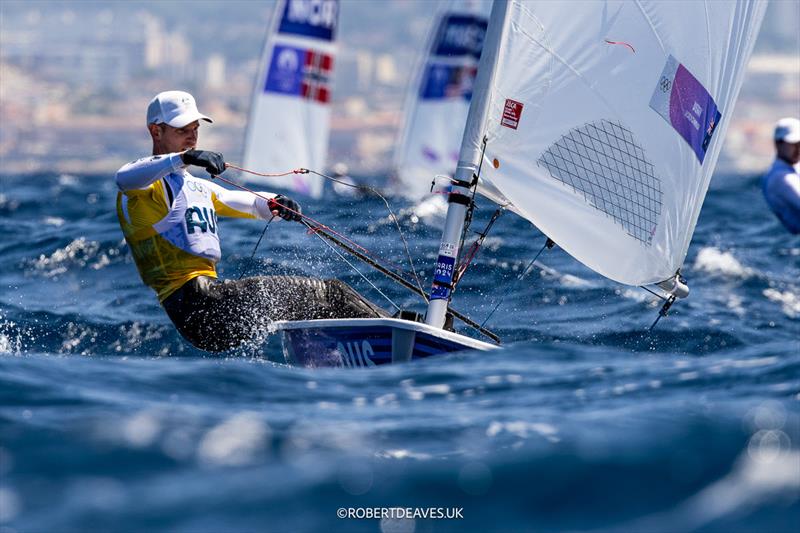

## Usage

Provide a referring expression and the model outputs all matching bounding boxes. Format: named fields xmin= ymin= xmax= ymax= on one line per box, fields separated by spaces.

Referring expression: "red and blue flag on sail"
xmin=264 ymin=44 xmax=333 ymax=104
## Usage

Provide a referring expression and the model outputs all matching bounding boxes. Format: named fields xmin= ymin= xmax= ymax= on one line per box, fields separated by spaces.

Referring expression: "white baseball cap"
xmin=774 ymin=117 xmax=800 ymax=144
xmin=146 ymin=90 xmax=213 ymax=128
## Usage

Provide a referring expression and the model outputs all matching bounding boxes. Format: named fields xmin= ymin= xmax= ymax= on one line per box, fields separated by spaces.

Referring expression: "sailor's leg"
xmin=163 ymin=275 xmax=388 ymax=352
xmin=162 ymin=276 xmax=250 ymax=352
xmin=238 ymin=275 xmax=389 ymax=321
xmin=322 ymin=278 xmax=389 ymax=319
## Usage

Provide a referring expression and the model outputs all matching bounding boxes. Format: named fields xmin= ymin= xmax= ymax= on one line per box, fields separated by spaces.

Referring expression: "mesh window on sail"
xmin=537 ymin=120 xmax=663 ymax=245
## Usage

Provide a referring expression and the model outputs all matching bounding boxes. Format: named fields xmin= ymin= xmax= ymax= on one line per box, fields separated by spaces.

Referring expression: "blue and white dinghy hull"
xmin=272 ymin=318 xmax=497 ymax=368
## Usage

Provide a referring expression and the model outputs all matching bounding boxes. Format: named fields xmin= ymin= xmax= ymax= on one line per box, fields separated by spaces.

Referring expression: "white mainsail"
xmin=242 ymin=0 xmax=339 ymax=199
xmin=394 ymin=0 xmax=490 ymax=199
xmin=461 ymin=0 xmax=767 ymax=287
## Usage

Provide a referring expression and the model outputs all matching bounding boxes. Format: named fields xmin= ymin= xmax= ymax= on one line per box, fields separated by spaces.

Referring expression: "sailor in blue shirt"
xmin=762 ymin=117 xmax=800 ymax=234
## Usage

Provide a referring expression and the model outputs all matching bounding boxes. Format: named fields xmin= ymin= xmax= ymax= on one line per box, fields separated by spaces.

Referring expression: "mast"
xmin=425 ymin=0 xmax=510 ymax=329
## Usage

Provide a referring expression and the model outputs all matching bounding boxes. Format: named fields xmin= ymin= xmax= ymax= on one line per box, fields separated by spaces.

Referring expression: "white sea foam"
xmin=412 ymin=194 xmax=447 ymax=220
xmin=560 ymin=273 xmax=592 ymax=288
xmin=726 ymin=294 xmax=745 ymax=317
xmin=0 ymin=320 xmax=25 ymax=355
xmin=407 ymin=384 xmax=451 ymax=399
xmin=763 ymin=288 xmax=800 ymax=318
xmin=197 ymin=412 xmax=270 ymax=466
xmin=57 ymin=174 xmax=79 ymax=186
xmin=123 ymin=410 xmax=161 ymax=448
xmin=535 ymin=262 xmax=593 ymax=288
xmin=30 ymin=237 xmax=100 ymax=278
xmin=480 ymin=236 xmax=504 ymax=252
xmin=618 ymin=288 xmax=650 ymax=303
xmin=42 ymin=216 xmax=65 ymax=227
xmin=0 ymin=193 xmax=20 ymax=211
xmin=374 ymin=393 xmax=398 ymax=406
xmin=378 ymin=449 xmax=432 ymax=460
xmin=486 ymin=421 xmax=560 ymax=442
xmin=107 ymin=322 xmax=165 ymax=354
xmin=692 ymin=247 xmax=753 ymax=278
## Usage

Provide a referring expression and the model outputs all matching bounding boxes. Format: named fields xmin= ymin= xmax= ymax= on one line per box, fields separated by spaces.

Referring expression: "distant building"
xmin=375 ymin=54 xmax=399 ymax=86
xmin=142 ymin=14 xmax=193 ymax=81
xmin=143 ymin=15 xmax=165 ymax=69
xmin=206 ymin=54 xmax=226 ymax=90
xmin=356 ymin=51 xmax=374 ymax=92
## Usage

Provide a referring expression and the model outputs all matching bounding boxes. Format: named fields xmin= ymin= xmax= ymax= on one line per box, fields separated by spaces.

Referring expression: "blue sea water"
xmin=0 ymin=171 xmax=798 ymax=532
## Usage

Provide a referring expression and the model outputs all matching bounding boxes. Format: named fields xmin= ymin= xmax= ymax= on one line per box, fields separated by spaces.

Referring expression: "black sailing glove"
xmin=268 ymin=194 xmax=302 ymax=222
xmin=182 ymin=149 xmax=226 ymax=176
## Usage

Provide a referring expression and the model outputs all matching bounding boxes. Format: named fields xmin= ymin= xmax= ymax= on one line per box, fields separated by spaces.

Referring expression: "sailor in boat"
xmin=762 ymin=117 xmax=800 ymax=235
xmin=115 ymin=91 xmax=387 ymax=352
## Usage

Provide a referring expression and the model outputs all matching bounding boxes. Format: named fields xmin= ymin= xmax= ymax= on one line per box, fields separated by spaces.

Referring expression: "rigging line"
xmin=639 ymin=284 xmax=669 ymax=301
xmin=302 ymin=220 xmax=500 ymax=343
xmin=303 ymin=220 xmax=401 ymax=313
xmin=301 ymin=168 xmax=368 ymax=192
xmin=454 ymin=207 xmax=504 ymax=287
xmin=479 ymin=238 xmax=551 ymax=330
xmin=237 ymin=215 xmax=275 ymax=280
xmin=211 ymin=172 xmax=412 ymax=276
xmin=225 ymin=163 xmax=307 ymax=177
xmin=302 ymin=168 xmax=427 ymax=302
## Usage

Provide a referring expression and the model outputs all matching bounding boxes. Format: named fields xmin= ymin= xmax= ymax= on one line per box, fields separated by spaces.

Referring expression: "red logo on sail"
xmin=301 ymin=50 xmax=333 ymax=104
xmin=501 ymin=99 xmax=523 ymax=130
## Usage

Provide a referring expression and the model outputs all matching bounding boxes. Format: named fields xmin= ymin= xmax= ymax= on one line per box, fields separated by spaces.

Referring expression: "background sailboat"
xmin=242 ymin=0 xmax=339 ymax=199
xmin=392 ymin=0 xmax=491 ymax=201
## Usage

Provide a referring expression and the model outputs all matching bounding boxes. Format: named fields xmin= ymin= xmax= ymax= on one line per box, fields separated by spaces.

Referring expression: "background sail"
xmin=394 ymin=0 xmax=490 ymax=199
xmin=242 ymin=0 xmax=339 ymax=199
xmin=470 ymin=0 xmax=766 ymax=286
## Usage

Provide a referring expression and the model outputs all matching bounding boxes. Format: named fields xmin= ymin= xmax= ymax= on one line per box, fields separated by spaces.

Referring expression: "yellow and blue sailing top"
xmin=116 ymin=153 xmax=276 ymax=302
